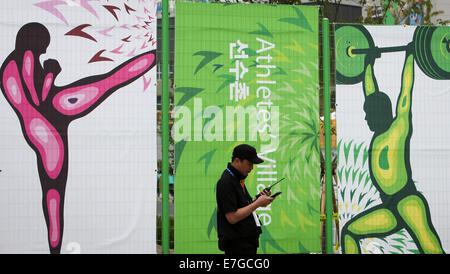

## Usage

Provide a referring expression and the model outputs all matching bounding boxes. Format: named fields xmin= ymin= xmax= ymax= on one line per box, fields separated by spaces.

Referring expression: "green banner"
xmin=174 ymin=2 xmax=320 ymax=254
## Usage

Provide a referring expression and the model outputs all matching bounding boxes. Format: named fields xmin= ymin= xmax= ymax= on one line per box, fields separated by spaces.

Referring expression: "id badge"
xmin=252 ymin=212 xmax=261 ymax=227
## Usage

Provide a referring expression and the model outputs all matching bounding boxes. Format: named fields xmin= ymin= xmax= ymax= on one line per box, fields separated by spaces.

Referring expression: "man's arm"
xmin=225 ymin=193 xmax=273 ymax=225
xmin=363 ymin=52 xmax=380 ymax=97
xmin=396 ymin=43 xmax=414 ymax=118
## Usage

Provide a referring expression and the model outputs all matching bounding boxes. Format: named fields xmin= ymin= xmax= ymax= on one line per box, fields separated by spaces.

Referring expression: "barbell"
xmin=335 ymin=24 xmax=450 ymax=85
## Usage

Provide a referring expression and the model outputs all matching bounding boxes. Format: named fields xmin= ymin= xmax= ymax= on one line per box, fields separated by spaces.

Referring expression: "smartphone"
xmin=271 ymin=192 xmax=282 ymax=198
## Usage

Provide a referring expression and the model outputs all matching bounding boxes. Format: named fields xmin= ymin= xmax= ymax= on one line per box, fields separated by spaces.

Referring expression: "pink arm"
xmin=42 ymin=72 xmax=54 ymax=102
xmin=22 ymin=50 xmax=40 ymax=106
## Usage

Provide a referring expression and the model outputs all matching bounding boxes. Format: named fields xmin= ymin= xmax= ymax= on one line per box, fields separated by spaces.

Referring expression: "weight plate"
xmin=335 ymin=24 xmax=374 ymax=85
xmin=414 ymin=26 xmax=450 ymax=80
xmin=414 ymin=26 xmax=438 ymax=79
xmin=422 ymin=27 xmax=441 ymax=79
xmin=429 ymin=26 xmax=450 ymax=79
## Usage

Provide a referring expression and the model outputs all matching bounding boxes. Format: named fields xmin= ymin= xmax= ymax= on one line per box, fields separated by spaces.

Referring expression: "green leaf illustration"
xmin=358 ymin=170 xmax=366 ymax=185
xmin=212 ymin=64 xmax=223 ymax=73
xmin=351 ymin=168 xmax=360 ymax=184
xmin=345 ymin=167 xmax=352 ymax=182
xmin=278 ymin=6 xmax=313 ymax=32
xmin=260 ymin=226 xmax=287 ymax=254
xmin=343 ymin=140 xmax=353 ymax=164
xmin=176 ymin=87 xmax=204 ymax=106
xmin=215 ymin=74 xmax=235 ymax=93
xmin=307 ymin=202 xmax=319 ymax=216
xmin=193 ymin=51 xmax=222 ymax=75
xmin=174 ymin=139 xmax=187 ymax=171
xmin=207 ymin=208 xmax=217 ymax=239
xmin=337 ymin=167 xmax=343 ymax=182
xmin=273 ymin=67 xmax=287 ymax=76
xmin=298 ymin=241 xmax=310 ymax=253
xmin=249 ymin=22 xmax=273 ymax=38
xmin=197 ymin=149 xmax=217 ymax=175
xmin=353 ymin=142 xmax=364 ymax=165
xmin=362 ymin=147 xmax=369 ymax=166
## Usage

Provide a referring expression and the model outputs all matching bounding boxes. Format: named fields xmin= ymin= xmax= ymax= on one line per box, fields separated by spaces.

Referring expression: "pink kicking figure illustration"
xmin=0 ymin=22 xmax=156 ymax=253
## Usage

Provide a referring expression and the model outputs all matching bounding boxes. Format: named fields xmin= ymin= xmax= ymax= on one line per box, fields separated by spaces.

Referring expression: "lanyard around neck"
xmin=226 ymin=168 xmax=246 ymax=194
xmin=226 ymin=168 xmax=235 ymax=177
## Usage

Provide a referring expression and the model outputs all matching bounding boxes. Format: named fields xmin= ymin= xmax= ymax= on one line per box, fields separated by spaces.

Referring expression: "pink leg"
xmin=52 ymin=52 xmax=155 ymax=116
xmin=46 ymin=189 xmax=61 ymax=250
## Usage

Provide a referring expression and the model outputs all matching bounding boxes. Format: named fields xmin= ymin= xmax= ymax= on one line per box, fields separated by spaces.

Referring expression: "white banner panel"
xmin=0 ymin=0 xmax=157 ymax=254
xmin=336 ymin=24 xmax=450 ymax=254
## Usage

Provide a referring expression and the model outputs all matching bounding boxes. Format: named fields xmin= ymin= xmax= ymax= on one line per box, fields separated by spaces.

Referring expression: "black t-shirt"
xmin=216 ymin=163 xmax=262 ymax=249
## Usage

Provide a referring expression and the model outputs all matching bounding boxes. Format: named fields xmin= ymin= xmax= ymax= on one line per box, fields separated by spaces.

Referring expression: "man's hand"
xmin=254 ymin=191 xmax=274 ymax=207
xmin=225 ymin=191 xmax=274 ymax=224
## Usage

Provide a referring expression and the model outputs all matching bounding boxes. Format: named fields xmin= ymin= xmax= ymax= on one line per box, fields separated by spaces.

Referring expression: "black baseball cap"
xmin=232 ymin=144 xmax=264 ymax=164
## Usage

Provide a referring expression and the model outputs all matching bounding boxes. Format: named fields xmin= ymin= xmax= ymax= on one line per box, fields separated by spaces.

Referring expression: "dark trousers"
xmin=224 ymin=245 xmax=257 ymax=255
xmin=219 ymin=236 xmax=258 ymax=255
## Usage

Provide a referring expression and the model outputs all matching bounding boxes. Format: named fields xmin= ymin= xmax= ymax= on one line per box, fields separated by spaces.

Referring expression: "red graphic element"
xmin=65 ymin=24 xmax=97 ymax=42
xmin=89 ymin=49 xmax=113 ymax=63
xmin=124 ymin=3 xmax=136 ymax=14
xmin=121 ymin=35 xmax=132 ymax=42
xmin=110 ymin=43 xmax=125 ymax=54
xmin=103 ymin=5 xmax=121 ymax=21
xmin=148 ymin=35 xmax=156 ymax=47
xmin=120 ymin=24 xmax=130 ymax=30
xmin=140 ymin=41 xmax=148 ymax=49
xmin=0 ymin=23 xmax=156 ymax=253
xmin=142 ymin=75 xmax=152 ymax=92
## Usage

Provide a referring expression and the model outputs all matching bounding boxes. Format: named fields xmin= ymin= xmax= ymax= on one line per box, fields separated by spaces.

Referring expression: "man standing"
xmin=216 ymin=144 xmax=275 ymax=255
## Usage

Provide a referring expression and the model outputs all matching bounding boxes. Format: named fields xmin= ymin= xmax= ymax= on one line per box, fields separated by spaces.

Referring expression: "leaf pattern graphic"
xmin=215 ymin=74 xmax=234 ymax=93
xmin=353 ymin=142 xmax=364 ymax=165
xmin=174 ymin=2 xmax=321 ymax=254
xmin=260 ymin=226 xmax=286 ymax=254
xmin=337 ymin=139 xmax=417 ymax=253
xmin=197 ymin=149 xmax=217 ymax=175
xmin=207 ymin=207 xmax=217 ymax=239
xmin=248 ymin=22 xmax=273 ymax=38
xmin=193 ymin=51 xmax=223 ymax=75
xmin=175 ymin=87 xmax=204 ymax=106
xmin=278 ymin=6 xmax=313 ymax=32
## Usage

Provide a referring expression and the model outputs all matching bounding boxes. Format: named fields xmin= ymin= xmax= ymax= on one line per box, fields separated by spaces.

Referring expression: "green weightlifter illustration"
xmin=335 ymin=24 xmax=450 ymax=254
